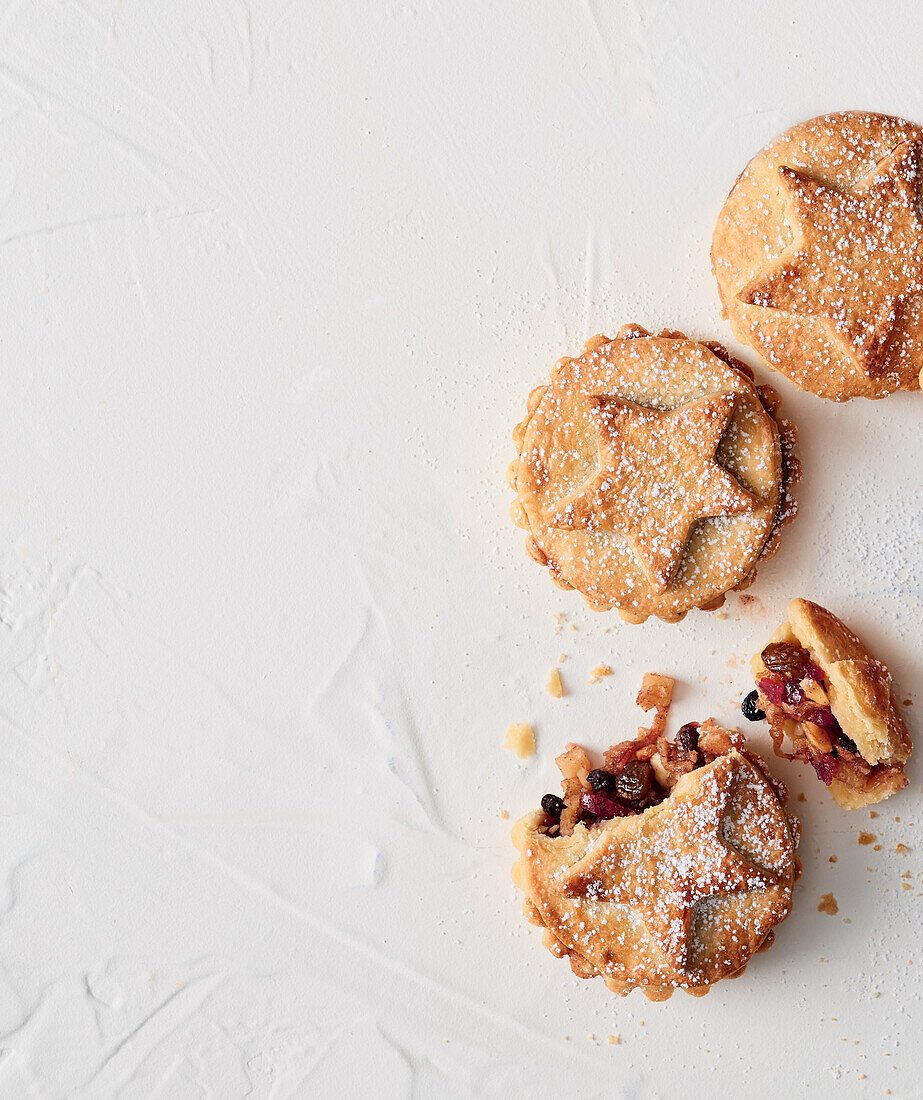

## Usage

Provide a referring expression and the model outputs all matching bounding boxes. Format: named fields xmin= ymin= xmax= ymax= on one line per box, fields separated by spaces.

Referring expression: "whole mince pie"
xmin=748 ymin=598 xmax=912 ymax=809
xmin=712 ymin=111 xmax=923 ymax=401
xmin=511 ymin=673 xmax=800 ymax=1001
xmin=508 ymin=326 xmax=799 ymax=624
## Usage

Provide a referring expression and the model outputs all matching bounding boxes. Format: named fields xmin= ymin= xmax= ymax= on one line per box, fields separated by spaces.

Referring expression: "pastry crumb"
xmin=858 ymin=832 xmax=875 ymax=845
xmin=546 ymin=668 xmax=565 ymax=698
xmin=607 ymin=1034 xmax=621 ymax=1045
xmin=829 ymin=855 xmax=837 ymax=863
xmin=817 ymin=893 xmax=839 ymax=916
xmin=504 ymin=723 xmax=536 ymax=758
xmin=873 ymin=844 xmax=882 ymax=852
xmin=500 ymin=809 xmax=509 ymax=819
xmin=797 ymin=792 xmax=806 ymax=802
xmin=869 ymin=810 xmax=879 ymax=818
xmin=558 ymin=652 xmax=567 ymax=663
xmin=588 ymin=663 xmax=613 ymax=684
xmin=896 ymin=843 xmax=909 ymax=855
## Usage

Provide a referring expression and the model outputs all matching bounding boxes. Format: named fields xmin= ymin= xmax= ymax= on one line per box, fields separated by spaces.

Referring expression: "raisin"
xmin=761 ymin=641 xmax=810 ymax=680
xmin=541 ymin=793 xmax=565 ymax=818
xmin=741 ymin=689 xmax=766 ymax=722
xmin=676 ymin=722 xmax=700 ymax=751
xmin=614 ymin=760 xmax=653 ymax=805
xmin=586 ymin=769 xmax=616 ymax=793
xmin=836 ymin=729 xmax=859 ymax=755
xmin=782 ymin=679 xmax=805 ymax=707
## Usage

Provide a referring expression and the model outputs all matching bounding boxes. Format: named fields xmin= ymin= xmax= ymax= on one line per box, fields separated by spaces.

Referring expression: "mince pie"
xmin=747 ymin=598 xmax=912 ymax=809
xmin=508 ymin=327 xmax=798 ymax=623
xmin=511 ymin=674 xmax=800 ymax=1000
xmin=712 ymin=111 xmax=923 ymax=400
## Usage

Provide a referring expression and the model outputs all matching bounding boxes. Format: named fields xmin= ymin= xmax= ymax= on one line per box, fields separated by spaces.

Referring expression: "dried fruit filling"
xmin=538 ymin=672 xmax=781 ymax=837
xmin=538 ymin=720 xmax=748 ymax=836
xmin=756 ymin=641 xmax=872 ymax=789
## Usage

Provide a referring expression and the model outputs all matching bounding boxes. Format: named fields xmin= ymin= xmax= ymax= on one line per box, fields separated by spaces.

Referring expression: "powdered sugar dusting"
xmin=548 ymin=391 xmax=761 ymax=591
xmin=513 ymin=333 xmax=792 ymax=618
xmin=558 ymin=755 xmax=782 ymax=976
xmin=713 ymin=111 xmax=923 ymax=399
xmin=740 ymin=139 xmax=923 ymax=374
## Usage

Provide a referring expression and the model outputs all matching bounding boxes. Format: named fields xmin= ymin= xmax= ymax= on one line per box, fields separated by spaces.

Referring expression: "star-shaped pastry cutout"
xmin=560 ymin=756 xmax=778 ymax=972
xmin=738 ymin=138 xmax=923 ymax=373
xmin=548 ymin=392 xmax=760 ymax=591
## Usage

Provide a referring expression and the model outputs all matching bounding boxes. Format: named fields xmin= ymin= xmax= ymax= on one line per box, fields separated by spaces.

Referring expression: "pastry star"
xmin=549 ymin=392 xmax=759 ymax=591
xmin=560 ymin=756 xmax=778 ymax=972
xmin=738 ymin=138 xmax=923 ymax=373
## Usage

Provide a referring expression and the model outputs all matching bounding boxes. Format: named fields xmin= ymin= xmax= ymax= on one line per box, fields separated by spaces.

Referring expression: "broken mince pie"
xmin=508 ymin=327 xmax=798 ymax=623
xmin=747 ymin=598 xmax=912 ymax=809
xmin=511 ymin=674 xmax=799 ymax=1000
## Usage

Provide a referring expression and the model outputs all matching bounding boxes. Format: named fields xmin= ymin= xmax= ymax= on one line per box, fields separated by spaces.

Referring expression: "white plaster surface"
xmin=0 ymin=1 xmax=920 ymax=1096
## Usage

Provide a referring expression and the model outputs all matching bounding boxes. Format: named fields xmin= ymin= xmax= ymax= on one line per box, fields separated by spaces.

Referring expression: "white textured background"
xmin=0 ymin=1 xmax=921 ymax=1096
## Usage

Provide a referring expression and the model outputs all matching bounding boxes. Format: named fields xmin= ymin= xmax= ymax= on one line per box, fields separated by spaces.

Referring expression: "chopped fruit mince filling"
xmin=538 ymin=673 xmax=778 ymax=837
xmin=754 ymin=641 xmax=902 ymax=796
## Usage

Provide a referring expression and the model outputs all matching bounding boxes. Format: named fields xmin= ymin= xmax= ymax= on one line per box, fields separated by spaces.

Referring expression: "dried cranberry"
xmin=806 ymin=751 xmax=837 ymax=786
xmin=541 ymin=793 xmax=565 ymax=818
xmin=782 ymin=679 xmax=805 ymax=707
xmin=586 ymin=769 xmax=616 ymax=793
xmin=580 ymin=789 xmax=634 ymax=819
xmin=676 ymin=723 xmax=700 ymax=751
xmin=800 ymin=705 xmax=835 ymax=727
xmin=761 ymin=641 xmax=810 ymax=680
xmin=759 ymin=677 xmax=786 ymax=706
xmin=741 ymin=690 xmax=765 ymax=722
xmin=614 ymin=759 xmax=653 ymax=805
xmin=805 ymin=661 xmax=826 ymax=685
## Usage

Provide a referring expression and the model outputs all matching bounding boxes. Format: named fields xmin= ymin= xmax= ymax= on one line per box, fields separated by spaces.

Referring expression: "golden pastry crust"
xmin=509 ymin=327 xmax=798 ymax=622
xmin=512 ymin=751 xmax=798 ymax=1000
xmin=712 ymin=111 xmax=923 ymax=400
xmin=752 ymin=598 xmax=912 ymax=809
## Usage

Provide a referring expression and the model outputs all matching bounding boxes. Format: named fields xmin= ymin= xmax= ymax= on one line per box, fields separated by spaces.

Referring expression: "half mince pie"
xmin=508 ymin=327 xmax=798 ymax=623
xmin=746 ymin=598 xmax=912 ymax=809
xmin=511 ymin=674 xmax=800 ymax=1001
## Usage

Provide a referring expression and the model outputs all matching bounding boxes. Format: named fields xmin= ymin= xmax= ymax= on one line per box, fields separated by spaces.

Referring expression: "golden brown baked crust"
xmin=508 ymin=327 xmax=798 ymax=622
xmin=752 ymin=598 xmax=912 ymax=809
xmin=512 ymin=751 xmax=798 ymax=1000
xmin=712 ymin=111 xmax=923 ymax=400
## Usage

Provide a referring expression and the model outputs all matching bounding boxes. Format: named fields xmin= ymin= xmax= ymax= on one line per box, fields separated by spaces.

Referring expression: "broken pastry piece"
xmin=511 ymin=674 xmax=799 ymax=1000
xmin=748 ymin=598 xmax=912 ymax=809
